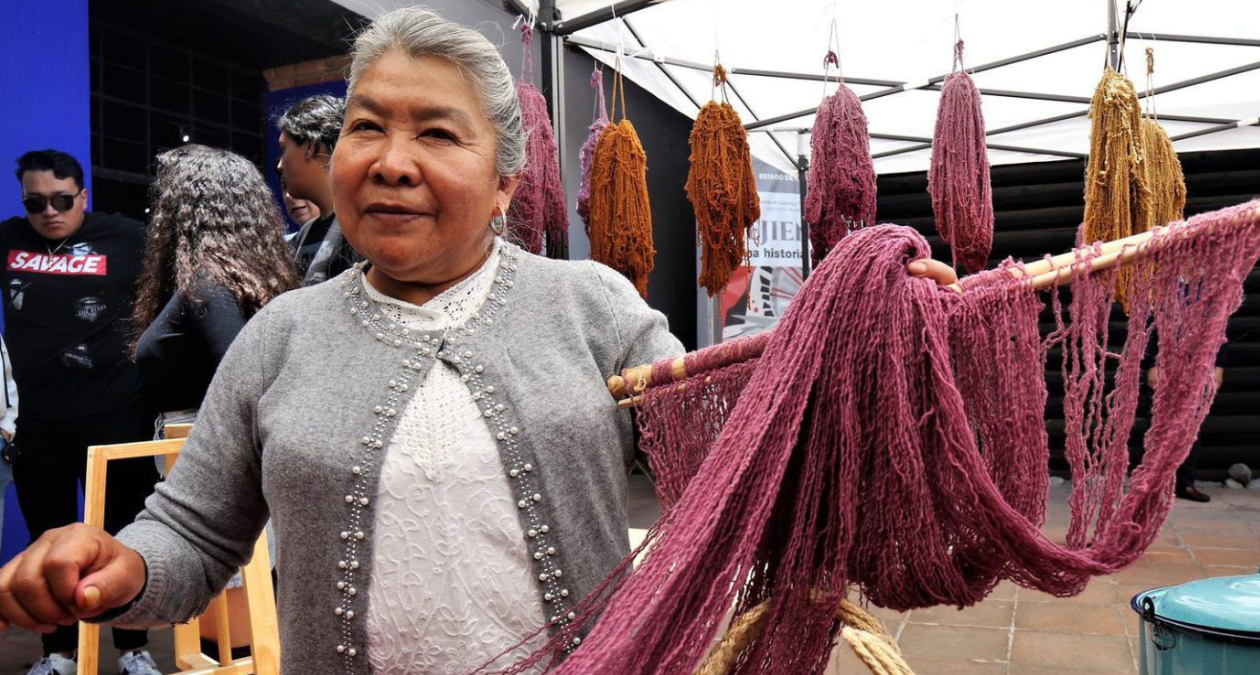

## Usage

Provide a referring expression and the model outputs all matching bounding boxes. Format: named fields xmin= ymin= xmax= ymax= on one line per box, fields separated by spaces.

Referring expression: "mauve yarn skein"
xmin=929 ymin=50 xmax=993 ymax=274
xmin=805 ymin=83 xmax=877 ymax=266
xmin=510 ymin=25 xmax=569 ymax=258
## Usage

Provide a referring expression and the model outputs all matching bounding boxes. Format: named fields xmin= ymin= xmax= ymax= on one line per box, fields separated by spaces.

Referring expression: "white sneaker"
xmin=26 ymin=653 xmax=76 ymax=675
xmin=118 ymin=650 xmax=161 ymax=675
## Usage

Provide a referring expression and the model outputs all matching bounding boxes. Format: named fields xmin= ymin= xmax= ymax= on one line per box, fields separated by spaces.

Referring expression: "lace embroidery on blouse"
xmin=361 ymin=239 xmax=547 ymax=673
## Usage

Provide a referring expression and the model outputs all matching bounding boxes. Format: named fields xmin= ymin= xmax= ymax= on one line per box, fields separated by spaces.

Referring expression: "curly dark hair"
xmin=131 ymin=144 xmax=299 ymax=355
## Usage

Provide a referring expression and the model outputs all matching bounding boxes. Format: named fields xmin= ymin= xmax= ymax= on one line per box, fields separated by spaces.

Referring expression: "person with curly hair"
xmin=132 ymin=144 xmax=298 ymax=437
xmin=130 ymin=144 xmax=297 ymax=660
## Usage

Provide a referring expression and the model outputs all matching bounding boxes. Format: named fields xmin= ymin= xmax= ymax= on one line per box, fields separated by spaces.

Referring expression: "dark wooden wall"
xmin=876 ymin=148 xmax=1260 ymax=478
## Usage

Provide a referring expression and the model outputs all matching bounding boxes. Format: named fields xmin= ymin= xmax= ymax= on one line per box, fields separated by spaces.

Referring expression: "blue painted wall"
xmin=0 ymin=0 xmax=93 ymax=209
xmin=0 ymin=0 xmax=92 ymax=565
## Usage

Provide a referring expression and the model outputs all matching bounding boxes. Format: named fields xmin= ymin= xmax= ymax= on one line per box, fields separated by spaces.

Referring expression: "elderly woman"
xmin=0 ymin=7 xmax=956 ymax=674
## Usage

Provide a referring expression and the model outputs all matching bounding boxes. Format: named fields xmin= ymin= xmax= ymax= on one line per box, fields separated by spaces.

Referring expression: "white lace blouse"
xmin=361 ymin=239 xmax=546 ymax=674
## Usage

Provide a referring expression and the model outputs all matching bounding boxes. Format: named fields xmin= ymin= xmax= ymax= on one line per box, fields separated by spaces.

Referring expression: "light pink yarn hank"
xmin=576 ymin=67 xmax=608 ymax=234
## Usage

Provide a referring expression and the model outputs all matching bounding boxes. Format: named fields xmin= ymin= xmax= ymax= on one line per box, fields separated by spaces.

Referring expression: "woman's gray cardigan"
xmin=112 ymin=244 xmax=685 ymax=674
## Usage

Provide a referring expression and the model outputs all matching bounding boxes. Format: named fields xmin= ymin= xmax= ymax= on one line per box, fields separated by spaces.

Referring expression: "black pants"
xmin=13 ymin=406 xmax=159 ymax=654
xmin=1176 ymin=440 xmax=1201 ymax=491
xmin=1139 ymin=382 xmax=1200 ymax=491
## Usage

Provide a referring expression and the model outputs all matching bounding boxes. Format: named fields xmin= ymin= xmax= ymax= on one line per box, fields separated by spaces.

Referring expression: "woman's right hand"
xmin=0 ymin=523 xmax=146 ymax=633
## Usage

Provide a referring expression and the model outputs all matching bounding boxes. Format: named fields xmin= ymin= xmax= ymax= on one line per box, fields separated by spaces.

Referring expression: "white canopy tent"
xmin=508 ymin=0 xmax=1260 ymax=175
xmin=329 ymin=0 xmax=1259 ymax=174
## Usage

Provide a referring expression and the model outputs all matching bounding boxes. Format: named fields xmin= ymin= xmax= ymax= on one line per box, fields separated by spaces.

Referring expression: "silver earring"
xmin=490 ymin=211 xmax=507 ymax=236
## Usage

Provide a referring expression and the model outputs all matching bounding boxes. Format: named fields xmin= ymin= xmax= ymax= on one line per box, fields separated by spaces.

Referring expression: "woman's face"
xmin=333 ymin=49 xmax=517 ymax=286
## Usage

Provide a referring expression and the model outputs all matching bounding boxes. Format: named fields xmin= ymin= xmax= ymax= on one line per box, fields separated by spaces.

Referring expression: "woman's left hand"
xmin=907 ymin=259 xmax=959 ymax=287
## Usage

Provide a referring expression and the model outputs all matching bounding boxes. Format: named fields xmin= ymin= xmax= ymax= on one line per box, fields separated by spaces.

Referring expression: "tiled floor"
xmin=824 ymin=482 xmax=1260 ymax=675
xmin=2 ymin=479 xmax=1257 ymax=674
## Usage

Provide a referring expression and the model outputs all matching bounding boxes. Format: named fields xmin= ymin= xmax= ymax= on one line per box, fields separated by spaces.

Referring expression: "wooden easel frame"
xmin=77 ymin=436 xmax=280 ymax=675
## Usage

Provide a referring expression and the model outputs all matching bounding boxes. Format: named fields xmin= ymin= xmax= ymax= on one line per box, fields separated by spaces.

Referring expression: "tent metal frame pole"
xmin=571 ymin=33 xmax=1109 ymax=126
xmin=1150 ymin=60 xmax=1260 ymax=96
xmin=1107 ymin=0 xmax=1122 ymax=70
xmin=942 ymin=34 xmax=1106 ymax=79
xmin=872 ymin=59 xmax=1260 ymax=159
xmin=723 ymin=68 xmax=900 ymax=86
xmin=938 ymin=87 xmax=1091 ymax=104
xmin=620 ymin=18 xmax=703 ymax=111
xmin=553 ymin=0 xmax=676 ymax=36
xmin=867 ymin=132 xmax=1086 ymax=159
xmin=760 ymin=127 xmax=1086 ymax=161
xmin=1140 ymin=33 xmax=1260 ymax=49
xmin=744 ymin=35 xmax=1107 ymax=131
xmin=750 ymin=112 xmax=1245 ymax=133
xmin=722 ymin=80 xmax=798 ymax=168
xmin=534 ymin=3 xmax=1258 ymax=166
xmin=539 ymin=1 xmax=565 ymax=169
xmin=797 ymin=132 xmax=811 ymax=281
xmin=594 ymin=20 xmax=791 ymax=170
xmin=563 ymin=35 xmax=712 ymax=72
xmin=501 ymin=0 xmax=532 ymax=22
xmin=1170 ymin=115 xmax=1260 ymax=143
xmin=563 ymin=35 xmax=900 ymax=87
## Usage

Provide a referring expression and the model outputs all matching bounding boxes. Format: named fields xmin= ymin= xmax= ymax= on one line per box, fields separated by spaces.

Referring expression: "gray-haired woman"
xmin=0 ymin=7 xmax=956 ymax=674
xmin=0 ymin=7 xmax=681 ymax=674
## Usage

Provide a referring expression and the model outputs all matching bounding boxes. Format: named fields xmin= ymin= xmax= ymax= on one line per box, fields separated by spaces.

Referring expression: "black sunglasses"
xmin=22 ymin=191 xmax=82 ymax=214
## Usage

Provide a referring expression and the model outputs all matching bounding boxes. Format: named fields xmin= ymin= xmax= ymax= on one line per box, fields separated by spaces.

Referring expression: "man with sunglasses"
xmin=0 ymin=150 xmax=160 ymax=675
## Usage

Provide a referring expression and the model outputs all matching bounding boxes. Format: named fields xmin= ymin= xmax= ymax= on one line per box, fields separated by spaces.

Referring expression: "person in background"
xmin=131 ymin=144 xmax=296 ymax=659
xmin=133 ymin=144 xmax=298 ymax=438
xmin=1144 ymin=331 xmax=1227 ymax=503
xmin=282 ymin=191 xmax=320 ymax=230
xmin=0 ymin=149 xmax=160 ymax=675
xmin=276 ymin=94 xmax=358 ymax=284
xmin=0 ymin=335 xmax=19 ymax=551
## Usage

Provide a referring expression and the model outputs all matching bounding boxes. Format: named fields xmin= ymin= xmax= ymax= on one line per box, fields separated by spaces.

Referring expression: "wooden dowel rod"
xmin=608 ymin=356 xmax=686 ymax=400
xmin=609 ymin=333 xmax=770 ymax=400
xmin=1028 ymin=238 xmax=1147 ymax=290
xmin=943 ymin=224 xmax=1163 ymax=294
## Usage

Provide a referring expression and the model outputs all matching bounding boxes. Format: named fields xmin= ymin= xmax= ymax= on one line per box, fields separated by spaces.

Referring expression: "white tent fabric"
xmin=548 ymin=0 xmax=1260 ymax=174
xmin=330 ymin=0 xmax=1259 ymax=175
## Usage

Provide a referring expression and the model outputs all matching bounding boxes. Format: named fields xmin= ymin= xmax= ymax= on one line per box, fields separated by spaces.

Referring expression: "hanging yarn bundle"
xmin=1083 ymin=67 xmax=1150 ymax=306
xmin=805 ymin=71 xmax=877 ymax=266
xmin=576 ymin=66 xmax=609 ymax=234
xmin=928 ymin=40 xmax=993 ymax=274
xmin=686 ymin=64 xmax=761 ymax=296
xmin=588 ymin=68 xmax=655 ymax=298
xmin=1141 ymin=120 xmax=1185 ymax=227
xmin=512 ymin=201 xmax=1259 ymax=675
xmin=1140 ymin=49 xmax=1187 ymax=229
xmin=510 ymin=24 xmax=569 ymax=258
